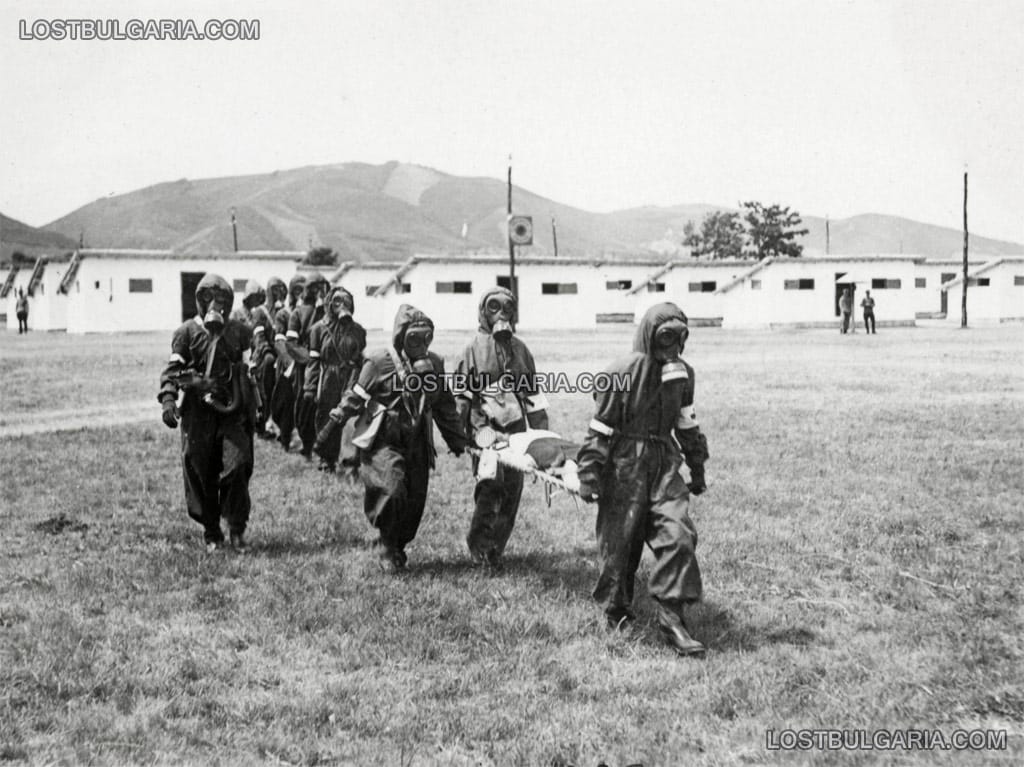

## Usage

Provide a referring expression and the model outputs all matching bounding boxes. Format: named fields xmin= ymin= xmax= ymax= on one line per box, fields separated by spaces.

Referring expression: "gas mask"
xmin=198 ymin=287 xmax=232 ymax=335
xmin=329 ymin=291 xmax=353 ymax=322
xmin=485 ymin=294 xmax=516 ymax=342
xmin=403 ymin=324 xmax=434 ymax=375
xmin=652 ymin=319 xmax=689 ymax=364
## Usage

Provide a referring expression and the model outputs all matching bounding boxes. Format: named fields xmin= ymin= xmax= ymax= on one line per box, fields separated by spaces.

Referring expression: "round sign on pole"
xmin=508 ymin=215 xmax=533 ymax=246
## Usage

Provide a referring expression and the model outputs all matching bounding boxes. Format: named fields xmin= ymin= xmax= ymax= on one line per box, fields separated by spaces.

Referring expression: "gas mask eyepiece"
xmin=403 ymin=325 xmax=433 ymax=362
xmin=653 ymin=320 xmax=688 ymax=362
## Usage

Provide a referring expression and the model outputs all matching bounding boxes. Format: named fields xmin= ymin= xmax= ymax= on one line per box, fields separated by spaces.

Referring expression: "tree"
xmin=303 ymin=246 xmax=338 ymax=267
xmin=683 ymin=211 xmax=745 ymax=259
xmin=741 ymin=202 xmax=808 ymax=260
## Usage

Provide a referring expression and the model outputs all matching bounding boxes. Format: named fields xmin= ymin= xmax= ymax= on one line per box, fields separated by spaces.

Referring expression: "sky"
xmin=1 ymin=0 xmax=1022 ymax=243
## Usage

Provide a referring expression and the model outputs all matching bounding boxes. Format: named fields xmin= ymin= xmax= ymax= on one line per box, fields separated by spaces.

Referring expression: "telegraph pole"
xmin=507 ymin=155 xmax=516 ymax=298
xmin=961 ymin=171 xmax=968 ymax=328
xmin=551 ymin=215 xmax=559 ymax=258
xmin=231 ymin=208 xmax=239 ymax=252
xmin=825 ymin=215 xmax=830 ymax=255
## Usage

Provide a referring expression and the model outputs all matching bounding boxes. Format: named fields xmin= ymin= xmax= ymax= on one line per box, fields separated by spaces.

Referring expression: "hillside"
xmin=39 ymin=162 xmax=1024 ymax=261
xmin=0 ymin=213 xmax=77 ymax=264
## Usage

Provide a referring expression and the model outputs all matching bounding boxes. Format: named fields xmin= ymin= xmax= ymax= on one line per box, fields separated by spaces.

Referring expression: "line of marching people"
xmin=158 ymin=272 xmax=710 ymax=657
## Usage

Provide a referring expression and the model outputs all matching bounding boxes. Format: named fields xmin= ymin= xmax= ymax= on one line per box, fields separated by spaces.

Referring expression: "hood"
xmin=265 ymin=276 xmax=285 ymax=305
xmin=195 ymin=273 xmax=234 ymax=315
xmin=242 ymin=279 xmax=264 ymax=305
xmin=633 ymin=302 xmax=688 ymax=356
xmin=302 ymin=270 xmax=328 ymax=303
xmin=326 ymin=286 xmax=355 ymax=321
xmin=391 ymin=303 xmax=434 ymax=351
xmin=477 ymin=285 xmax=518 ymax=333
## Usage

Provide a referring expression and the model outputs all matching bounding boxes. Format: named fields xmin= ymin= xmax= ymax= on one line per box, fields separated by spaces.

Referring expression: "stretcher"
xmin=468 ymin=428 xmax=584 ymax=508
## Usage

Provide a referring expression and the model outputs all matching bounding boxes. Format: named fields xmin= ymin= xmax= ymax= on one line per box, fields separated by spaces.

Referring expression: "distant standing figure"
xmin=15 ymin=288 xmax=29 ymax=334
xmin=861 ymin=290 xmax=876 ymax=334
xmin=839 ymin=287 xmax=852 ymax=334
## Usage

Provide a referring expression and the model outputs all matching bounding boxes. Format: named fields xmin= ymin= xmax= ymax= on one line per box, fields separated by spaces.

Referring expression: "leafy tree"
xmin=683 ymin=211 xmax=745 ymax=259
xmin=741 ymin=202 xmax=808 ymax=260
xmin=303 ymin=246 xmax=338 ymax=267
xmin=11 ymin=251 xmax=31 ymax=264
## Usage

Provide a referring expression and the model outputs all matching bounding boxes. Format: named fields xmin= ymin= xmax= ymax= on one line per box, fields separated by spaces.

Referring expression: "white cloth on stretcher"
xmin=477 ymin=429 xmax=582 ymax=492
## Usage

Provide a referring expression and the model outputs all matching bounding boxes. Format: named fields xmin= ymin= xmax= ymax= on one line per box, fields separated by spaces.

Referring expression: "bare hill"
xmin=0 ymin=213 xmax=77 ymax=264
xmin=40 ymin=162 xmax=1024 ymax=260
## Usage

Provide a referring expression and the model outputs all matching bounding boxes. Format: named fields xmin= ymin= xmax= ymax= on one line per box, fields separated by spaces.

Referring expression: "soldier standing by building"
xmin=861 ymin=290 xmax=877 ymax=334
xmin=576 ymin=302 xmax=709 ymax=657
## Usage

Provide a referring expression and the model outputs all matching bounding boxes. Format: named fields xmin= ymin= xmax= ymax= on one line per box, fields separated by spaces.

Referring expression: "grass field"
xmin=1 ymin=324 xmax=1022 ymax=765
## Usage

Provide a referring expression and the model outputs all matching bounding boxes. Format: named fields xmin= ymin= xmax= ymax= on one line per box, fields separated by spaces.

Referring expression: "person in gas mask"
xmin=158 ymin=273 xmax=256 ymax=553
xmin=306 ymin=286 xmax=366 ymax=472
xmin=454 ymin=286 xmax=549 ymax=570
xmin=318 ymin=304 xmax=468 ymax=572
xmin=576 ymin=302 xmax=709 ymax=657
xmin=250 ymin=277 xmax=286 ymax=440
xmin=270 ymin=274 xmax=306 ymax=451
xmin=231 ymin=279 xmax=265 ymax=327
xmin=287 ymin=271 xmax=329 ymax=460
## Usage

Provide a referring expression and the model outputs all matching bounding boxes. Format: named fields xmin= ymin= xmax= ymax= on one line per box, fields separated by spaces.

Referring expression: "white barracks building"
xmin=4 ymin=249 xmax=1023 ymax=333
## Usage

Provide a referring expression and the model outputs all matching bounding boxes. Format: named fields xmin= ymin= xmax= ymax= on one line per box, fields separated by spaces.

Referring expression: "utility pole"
xmin=825 ymin=215 xmax=830 ymax=255
xmin=230 ymin=208 xmax=239 ymax=252
xmin=961 ymin=171 xmax=968 ymax=328
xmin=551 ymin=215 xmax=558 ymax=258
xmin=507 ymin=155 xmax=516 ymax=300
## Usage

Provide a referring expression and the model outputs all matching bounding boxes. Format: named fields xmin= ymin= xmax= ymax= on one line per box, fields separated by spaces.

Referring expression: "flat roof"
xmin=77 ymin=248 xmax=305 ymax=261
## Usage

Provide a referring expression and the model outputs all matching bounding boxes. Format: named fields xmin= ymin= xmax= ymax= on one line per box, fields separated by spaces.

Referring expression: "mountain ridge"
xmin=18 ymin=161 xmax=1024 ymax=261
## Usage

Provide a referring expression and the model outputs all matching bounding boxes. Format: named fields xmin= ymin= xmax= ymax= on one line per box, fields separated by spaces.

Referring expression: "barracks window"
xmin=541 ymin=283 xmax=578 ymax=295
xmin=128 ymin=279 xmax=153 ymax=293
xmin=783 ymin=279 xmax=815 ymax=290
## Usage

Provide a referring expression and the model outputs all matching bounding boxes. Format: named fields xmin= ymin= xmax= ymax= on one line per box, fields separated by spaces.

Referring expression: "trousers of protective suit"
xmin=593 ymin=438 xmax=701 ymax=620
xmin=179 ymin=405 xmax=254 ymax=543
xmin=254 ymin=353 xmax=276 ymax=435
xmin=360 ymin=441 xmax=431 ymax=550
xmin=293 ymin=364 xmax=317 ymax=456
xmin=467 ymin=457 xmax=524 ymax=559
xmin=270 ymin=363 xmax=296 ymax=449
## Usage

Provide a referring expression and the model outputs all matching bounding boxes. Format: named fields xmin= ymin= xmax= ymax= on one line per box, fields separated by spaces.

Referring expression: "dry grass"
xmin=1 ymin=324 xmax=1022 ymax=765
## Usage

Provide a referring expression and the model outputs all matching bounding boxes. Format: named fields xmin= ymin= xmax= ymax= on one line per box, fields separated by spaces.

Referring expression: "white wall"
xmin=942 ymin=260 xmax=1024 ymax=323
xmin=66 ymin=256 xmax=301 ymax=333
xmin=720 ymin=258 xmax=920 ymax=328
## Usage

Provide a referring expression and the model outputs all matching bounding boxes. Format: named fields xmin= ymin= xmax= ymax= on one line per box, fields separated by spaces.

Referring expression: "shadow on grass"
xmin=412 ymin=549 xmax=595 ymax=593
xmin=247 ymin=530 xmax=367 ymax=558
xmin=689 ymin=600 xmax=823 ymax=653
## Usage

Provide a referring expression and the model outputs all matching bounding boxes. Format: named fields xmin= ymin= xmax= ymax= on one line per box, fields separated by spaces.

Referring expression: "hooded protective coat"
xmin=575 ymin=302 xmax=708 ymax=621
xmin=304 ymin=286 xmax=366 ymax=467
xmin=249 ymin=276 xmax=284 ymax=435
xmin=270 ymin=274 xmax=306 ymax=449
xmin=330 ymin=304 xmax=468 ymax=551
xmin=288 ymin=272 xmax=328 ymax=457
xmin=454 ymin=286 xmax=549 ymax=561
xmin=158 ymin=273 xmax=255 ymax=544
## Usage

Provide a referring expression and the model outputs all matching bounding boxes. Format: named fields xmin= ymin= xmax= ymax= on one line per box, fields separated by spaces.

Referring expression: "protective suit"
xmin=454 ymin=287 xmax=549 ymax=568
xmin=322 ymin=304 xmax=468 ymax=571
xmin=158 ymin=273 xmax=256 ymax=551
xmin=305 ymin=286 xmax=366 ymax=471
xmin=287 ymin=272 xmax=329 ymax=459
xmin=576 ymin=302 xmax=709 ymax=656
xmin=269 ymin=274 xmax=306 ymax=451
xmin=250 ymin=277 xmax=285 ymax=438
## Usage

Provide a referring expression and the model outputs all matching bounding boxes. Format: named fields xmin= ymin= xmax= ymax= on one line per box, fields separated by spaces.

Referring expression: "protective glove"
xmin=687 ymin=465 xmax=706 ymax=496
xmin=161 ymin=398 xmax=179 ymax=429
